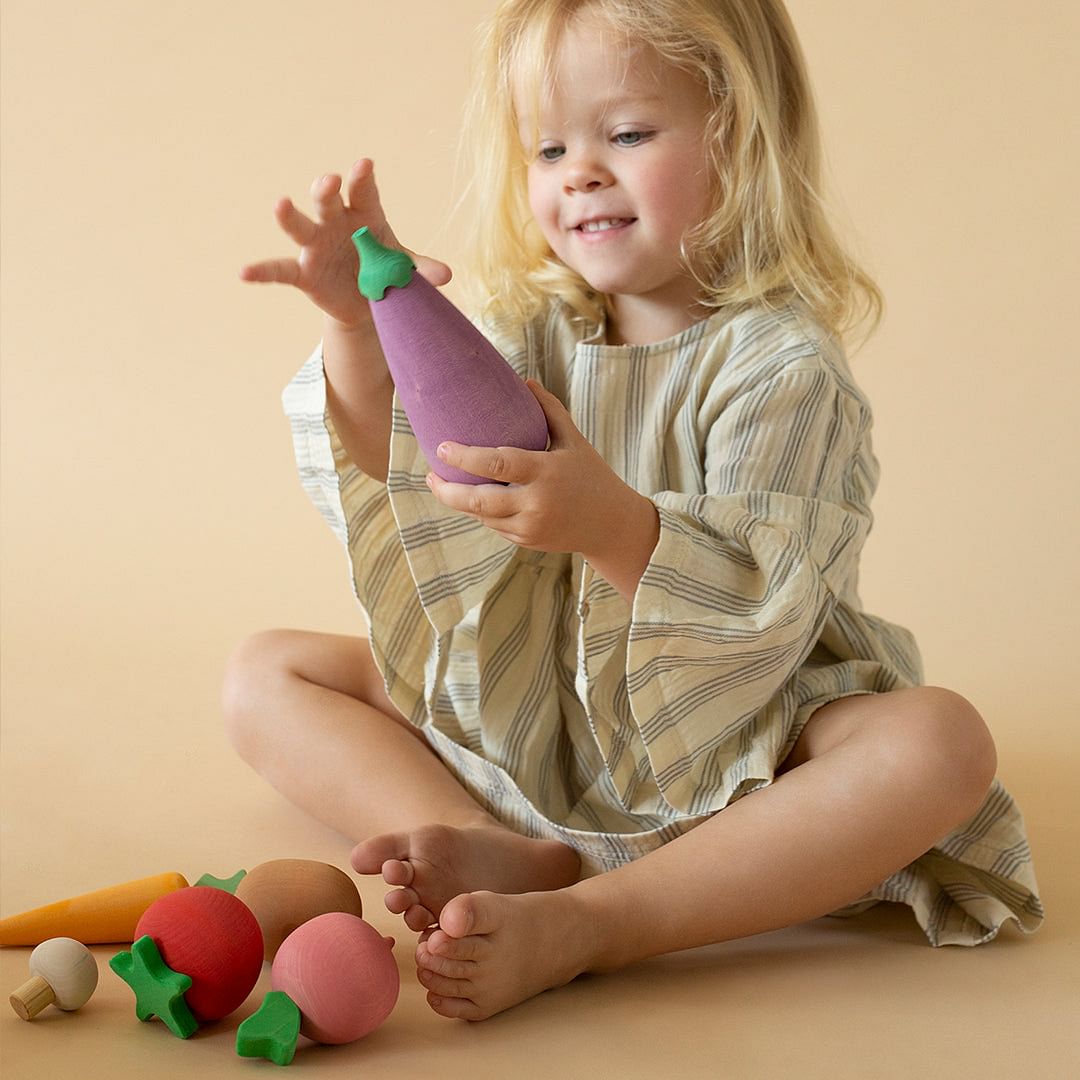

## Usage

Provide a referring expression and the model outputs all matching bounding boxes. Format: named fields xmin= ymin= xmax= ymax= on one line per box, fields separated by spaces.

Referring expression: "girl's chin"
xmin=565 ymin=261 xmax=636 ymax=296
xmin=578 ymin=275 xmax=640 ymax=297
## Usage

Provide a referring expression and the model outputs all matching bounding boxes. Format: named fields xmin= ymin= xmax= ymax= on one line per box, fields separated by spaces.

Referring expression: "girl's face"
xmin=518 ymin=17 xmax=714 ymax=343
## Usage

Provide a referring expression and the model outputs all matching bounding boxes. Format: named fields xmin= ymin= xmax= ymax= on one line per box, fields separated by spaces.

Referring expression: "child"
xmin=232 ymin=0 xmax=1043 ymax=1021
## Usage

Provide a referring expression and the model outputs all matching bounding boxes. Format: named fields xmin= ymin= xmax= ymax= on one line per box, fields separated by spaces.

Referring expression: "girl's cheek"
xmin=528 ymin=182 xmax=562 ymax=243
xmin=526 ymin=169 xmax=549 ymax=217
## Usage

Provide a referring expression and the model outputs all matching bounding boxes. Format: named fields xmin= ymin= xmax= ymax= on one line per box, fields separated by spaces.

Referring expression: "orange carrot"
xmin=0 ymin=872 xmax=189 ymax=946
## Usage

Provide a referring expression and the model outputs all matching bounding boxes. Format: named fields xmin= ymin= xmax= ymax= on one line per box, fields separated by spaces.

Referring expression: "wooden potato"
xmin=235 ymin=859 xmax=364 ymax=962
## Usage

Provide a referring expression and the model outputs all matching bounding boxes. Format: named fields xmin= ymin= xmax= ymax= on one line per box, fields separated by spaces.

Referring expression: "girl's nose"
xmin=562 ymin=153 xmax=613 ymax=194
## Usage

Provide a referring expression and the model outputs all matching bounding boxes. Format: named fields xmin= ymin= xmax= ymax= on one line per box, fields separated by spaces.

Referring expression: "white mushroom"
xmin=9 ymin=937 xmax=99 ymax=1020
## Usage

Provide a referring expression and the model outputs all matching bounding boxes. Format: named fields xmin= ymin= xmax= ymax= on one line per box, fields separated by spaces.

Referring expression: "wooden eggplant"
xmin=351 ymin=227 xmax=549 ymax=484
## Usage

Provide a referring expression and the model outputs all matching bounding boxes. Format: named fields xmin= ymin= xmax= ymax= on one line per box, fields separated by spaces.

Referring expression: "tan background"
xmin=2 ymin=1 xmax=1077 ymax=1076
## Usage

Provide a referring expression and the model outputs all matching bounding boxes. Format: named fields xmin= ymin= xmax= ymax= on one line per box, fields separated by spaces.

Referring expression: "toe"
xmin=418 ymin=968 xmax=475 ymax=999
xmin=427 ymin=993 xmax=486 ymax=1021
xmin=405 ymin=904 xmax=437 ymax=931
xmin=426 ymin=927 xmax=452 ymax=951
xmin=382 ymin=858 xmax=414 ymax=886
xmin=351 ymin=832 xmax=409 ymax=875
xmin=417 ymin=946 xmax=476 ymax=979
xmin=440 ymin=890 xmax=502 ymax=939
xmin=385 ymin=886 xmax=419 ymax=914
xmin=427 ymin=929 xmax=485 ymax=961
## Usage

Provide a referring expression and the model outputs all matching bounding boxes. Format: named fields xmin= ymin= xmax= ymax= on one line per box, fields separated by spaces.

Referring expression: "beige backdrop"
xmin=2 ymin=2 xmax=1077 ymax=1077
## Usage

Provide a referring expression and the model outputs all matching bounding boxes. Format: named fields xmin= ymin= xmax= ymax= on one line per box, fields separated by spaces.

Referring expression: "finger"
xmin=344 ymin=158 xmax=405 ymax=251
xmin=436 ymin=442 xmax=535 ymax=484
xmin=311 ymin=172 xmax=345 ymax=221
xmin=273 ymin=196 xmax=318 ymax=246
xmin=238 ymin=257 xmax=301 ymax=285
xmin=427 ymin=473 xmax=518 ymax=520
xmin=525 ymin=379 xmax=570 ymax=443
xmin=412 ymin=253 xmax=454 ymax=288
xmin=345 ymin=157 xmax=377 ymax=212
xmin=375 ymin=237 xmax=451 ymax=288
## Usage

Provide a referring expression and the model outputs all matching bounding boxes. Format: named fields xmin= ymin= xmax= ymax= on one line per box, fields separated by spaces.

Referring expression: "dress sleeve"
xmin=283 ymin=318 xmax=533 ymax=647
xmin=281 ymin=344 xmax=432 ymax=726
xmin=576 ymin=363 xmax=872 ymax=815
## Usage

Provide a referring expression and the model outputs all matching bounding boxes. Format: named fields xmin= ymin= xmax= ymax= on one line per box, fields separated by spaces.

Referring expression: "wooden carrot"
xmin=0 ymin=872 xmax=189 ymax=946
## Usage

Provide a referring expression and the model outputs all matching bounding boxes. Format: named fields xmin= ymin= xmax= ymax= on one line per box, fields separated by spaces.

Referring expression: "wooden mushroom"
xmin=9 ymin=937 xmax=99 ymax=1020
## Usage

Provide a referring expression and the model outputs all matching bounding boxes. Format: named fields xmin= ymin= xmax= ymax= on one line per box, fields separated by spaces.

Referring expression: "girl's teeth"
xmin=580 ymin=219 xmax=631 ymax=232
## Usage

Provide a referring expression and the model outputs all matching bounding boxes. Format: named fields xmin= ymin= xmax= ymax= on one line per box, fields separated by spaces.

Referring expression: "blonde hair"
xmin=457 ymin=0 xmax=884 ymax=350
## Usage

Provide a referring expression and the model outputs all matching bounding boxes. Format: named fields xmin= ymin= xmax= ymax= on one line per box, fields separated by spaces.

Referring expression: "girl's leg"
xmin=571 ymin=685 xmax=999 ymax=971
xmin=222 ymin=629 xmax=580 ymax=927
xmin=222 ymin=628 xmax=494 ymax=837
xmin=411 ymin=686 xmax=998 ymax=1020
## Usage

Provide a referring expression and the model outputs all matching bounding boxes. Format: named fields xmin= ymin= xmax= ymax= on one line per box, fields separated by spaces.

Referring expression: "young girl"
xmin=232 ymin=0 xmax=1043 ymax=1021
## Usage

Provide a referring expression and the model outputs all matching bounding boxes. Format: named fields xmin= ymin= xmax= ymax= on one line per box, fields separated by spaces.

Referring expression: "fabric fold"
xmin=576 ymin=366 xmax=871 ymax=815
xmin=384 ymin=386 xmax=521 ymax=638
xmin=281 ymin=345 xmax=428 ymax=729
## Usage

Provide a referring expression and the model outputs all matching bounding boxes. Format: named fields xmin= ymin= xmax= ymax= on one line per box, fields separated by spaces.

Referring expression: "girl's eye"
xmin=538 ymin=145 xmax=565 ymax=162
xmin=613 ymin=130 xmax=651 ymax=147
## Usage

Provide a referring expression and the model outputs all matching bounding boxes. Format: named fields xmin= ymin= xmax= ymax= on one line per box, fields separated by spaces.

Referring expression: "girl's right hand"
xmin=239 ymin=158 xmax=452 ymax=330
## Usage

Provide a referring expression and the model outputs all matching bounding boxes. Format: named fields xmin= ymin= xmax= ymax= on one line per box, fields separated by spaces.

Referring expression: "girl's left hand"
xmin=426 ymin=379 xmax=639 ymax=556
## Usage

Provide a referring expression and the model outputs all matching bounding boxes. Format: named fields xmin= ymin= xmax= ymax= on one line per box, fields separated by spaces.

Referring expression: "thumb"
xmin=411 ymin=251 xmax=453 ymax=288
xmin=525 ymin=379 xmax=575 ymax=442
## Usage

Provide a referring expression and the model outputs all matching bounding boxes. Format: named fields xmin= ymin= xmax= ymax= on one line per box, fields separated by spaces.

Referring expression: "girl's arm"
xmin=323 ymin=316 xmax=394 ymax=483
xmin=425 ymin=379 xmax=663 ymax=603
xmin=580 ymin=493 xmax=660 ymax=604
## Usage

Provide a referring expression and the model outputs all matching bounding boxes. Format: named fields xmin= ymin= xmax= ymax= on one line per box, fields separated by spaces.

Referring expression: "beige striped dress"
xmin=283 ymin=297 xmax=1043 ymax=948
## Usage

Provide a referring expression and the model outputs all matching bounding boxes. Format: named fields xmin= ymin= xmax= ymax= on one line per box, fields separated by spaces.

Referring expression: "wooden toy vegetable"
xmin=351 ymin=226 xmax=549 ymax=485
xmin=9 ymin=937 xmax=99 ymax=1020
xmin=271 ymin=913 xmax=398 ymax=1044
xmin=133 ymin=886 xmax=263 ymax=1022
xmin=111 ymin=886 xmax=263 ymax=1036
xmin=110 ymin=935 xmax=198 ymax=1039
xmin=237 ymin=990 xmax=302 ymax=1066
xmin=235 ymin=858 xmax=364 ymax=962
xmin=0 ymin=871 xmax=188 ymax=946
xmin=238 ymin=912 xmax=399 ymax=1063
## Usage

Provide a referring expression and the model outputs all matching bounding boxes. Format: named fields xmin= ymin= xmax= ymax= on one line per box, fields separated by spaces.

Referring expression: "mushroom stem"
xmin=10 ymin=976 xmax=55 ymax=1021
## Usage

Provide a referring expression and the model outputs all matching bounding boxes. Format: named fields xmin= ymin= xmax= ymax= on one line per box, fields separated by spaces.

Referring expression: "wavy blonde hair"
xmin=456 ymin=0 xmax=883 ymax=350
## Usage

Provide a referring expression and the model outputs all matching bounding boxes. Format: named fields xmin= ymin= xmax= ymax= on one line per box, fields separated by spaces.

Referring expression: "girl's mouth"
xmin=576 ymin=218 xmax=636 ymax=233
xmin=574 ymin=218 xmax=636 ymax=242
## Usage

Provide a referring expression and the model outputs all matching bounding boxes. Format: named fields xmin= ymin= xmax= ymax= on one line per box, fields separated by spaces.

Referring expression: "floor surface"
xmin=2 ymin=675 xmax=1076 ymax=1079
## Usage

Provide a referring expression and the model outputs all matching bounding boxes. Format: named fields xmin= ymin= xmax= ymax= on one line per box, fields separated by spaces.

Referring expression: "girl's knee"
xmin=221 ymin=629 xmax=297 ymax=757
xmin=903 ymin=687 xmax=998 ymax=818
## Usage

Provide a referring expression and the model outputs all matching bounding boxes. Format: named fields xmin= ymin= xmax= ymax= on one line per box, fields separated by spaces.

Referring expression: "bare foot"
xmin=413 ymin=889 xmax=598 ymax=1021
xmin=350 ymin=820 xmax=581 ymax=931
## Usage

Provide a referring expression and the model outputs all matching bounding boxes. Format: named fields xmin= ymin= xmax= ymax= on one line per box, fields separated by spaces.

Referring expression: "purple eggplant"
xmin=351 ymin=227 xmax=549 ymax=485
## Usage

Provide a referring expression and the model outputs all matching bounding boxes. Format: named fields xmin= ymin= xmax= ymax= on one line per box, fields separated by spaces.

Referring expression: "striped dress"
xmin=283 ymin=297 xmax=1043 ymax=948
